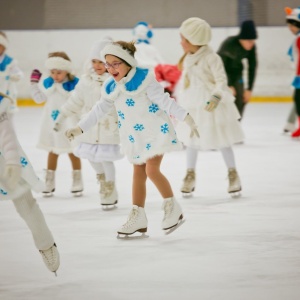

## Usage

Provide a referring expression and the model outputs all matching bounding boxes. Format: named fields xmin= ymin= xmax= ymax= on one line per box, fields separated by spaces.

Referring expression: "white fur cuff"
xmin=0 ymin=35 xmax=8 ymax=49
xmin=45 ymin=57 xmax=72 ymax=72
xmin=101 ymin=43 xmax=137 ymax=67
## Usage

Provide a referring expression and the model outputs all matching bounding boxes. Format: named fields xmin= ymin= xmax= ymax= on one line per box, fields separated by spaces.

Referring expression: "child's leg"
xmin=102 ymin=161 xmax=115 ymax=182
xmin=68 ymin=153 xmax=83 ymax=194
xmin=145 ymin=155 xmax=173 ymax=199
xmin=12 ymin=190 xmax=54 ymax=250
xmin=181 ymin=147 xmax=198 ymax=194
xmin=132 ymin=163 xmax=147 ymax=207
xmin=68 ymin=153 xmax=81 ymax=170
xmin=220 ymin=146 xmax=236 ymax=169
xmin=89 ymin=161 xmax=104 ymax=174
xmin=44 ymin=152 xmax=58 ymax=195
xmin=186 ymin=146 xmax=198 ymax=169
xmin=47 ymin=152 xmax=59 ymax=170
xmin=291 ymin=89 xmax=300 ymax=137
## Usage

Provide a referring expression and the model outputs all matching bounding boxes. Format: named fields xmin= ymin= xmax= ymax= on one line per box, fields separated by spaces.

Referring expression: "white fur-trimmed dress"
xmin=79 ymin=67 xmax=187 ymax=164
xmin=175 ymin=46 xmax=244 ymax=150
xmin=61 ymin=72 xmax=123 ymax=162
xmin=0 ymin=98 xmax=44 ymax=200
xmin=31 ymin=77 xmax=79 ymax=154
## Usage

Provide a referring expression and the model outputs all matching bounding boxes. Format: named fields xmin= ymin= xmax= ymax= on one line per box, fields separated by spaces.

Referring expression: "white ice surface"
xmin=0 ymin=103 xmax=300 ymax=300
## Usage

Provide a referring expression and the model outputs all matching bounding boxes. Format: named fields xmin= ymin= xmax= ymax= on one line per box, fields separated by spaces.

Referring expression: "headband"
xmin=45 ymin=57 xmax=72 ymax=72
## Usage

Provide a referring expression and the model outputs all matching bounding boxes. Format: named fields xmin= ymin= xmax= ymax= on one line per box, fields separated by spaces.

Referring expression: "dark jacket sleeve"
xmin=247 ymin=46 xmax=257 ymax=91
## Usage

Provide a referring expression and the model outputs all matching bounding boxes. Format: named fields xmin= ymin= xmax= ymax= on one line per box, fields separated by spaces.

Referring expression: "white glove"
xmin=53 ymin=113 xmax=66 ymax=132
xmin=4 ymin=164 xmax=22 ymax=190
xmin=65 ymin=126 xmax=83 ymax=140
xmin=184 ymin=114 xmax=200 ymax=138
xmin=205 ymin=94 xmax=221 ymax=112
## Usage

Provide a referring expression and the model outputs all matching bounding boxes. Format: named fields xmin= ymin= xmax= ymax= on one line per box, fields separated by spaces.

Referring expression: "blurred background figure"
xmin=0 ymin=31 xmax=23 ymax=115
xmin=218 ymin=20 xmax=258 ymax=119
xmin=132 ymin=21 xmax=165 ymax=68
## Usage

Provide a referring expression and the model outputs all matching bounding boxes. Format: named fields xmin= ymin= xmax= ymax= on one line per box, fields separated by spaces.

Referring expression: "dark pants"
xmin=293 ymin=89 xmax=300 ymax=117
xmin=233 ymin=80 xmax=245 ymax=118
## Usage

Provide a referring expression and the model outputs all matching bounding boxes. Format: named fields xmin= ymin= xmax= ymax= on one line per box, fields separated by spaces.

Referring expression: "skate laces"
xmin=122 ymin=207 xmax=139 ymax=228
xmin=103 ymin=181 xmax=114 ymax=197
xmin=40 ymin=244 xmax=57 ymax=267
xmin=162 ymin=200 xmax=173 ymax=219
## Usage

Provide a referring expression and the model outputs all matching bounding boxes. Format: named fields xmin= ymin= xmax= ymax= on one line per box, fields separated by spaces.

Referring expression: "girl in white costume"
xmin=0 ymin=95 xmax=59 ymax=275
xmin=30 ymin=52 xmax=83 ymax=196
xmin=175 ymin=18 xmax=244 ymax=196
xmin=54 ymin=37 xmax=122 ymax=206
xmin=0 ymin=31 xmax=23 ymax=114
xmin=66 ymin=40 xmax=199 ymax=236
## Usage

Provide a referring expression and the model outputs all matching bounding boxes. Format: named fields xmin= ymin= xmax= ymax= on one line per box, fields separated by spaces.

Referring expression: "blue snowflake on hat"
xmin=133 ymin=21 xmax=153 ymax=44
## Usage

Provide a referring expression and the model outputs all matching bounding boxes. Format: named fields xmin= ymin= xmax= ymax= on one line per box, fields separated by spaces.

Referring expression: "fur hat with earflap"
xmin=285 ymin=7 xmax=300 ymax=28
xmin=180 ymin=17 xmax=211 ymax=46
xmin=133 ymin=22 xmax=153 ymax=44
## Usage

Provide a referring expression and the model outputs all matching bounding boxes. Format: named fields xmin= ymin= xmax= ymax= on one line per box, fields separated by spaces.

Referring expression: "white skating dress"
xmin=79 ymin=67 xmax=187 ymax=165
xmin=31 ymin=77 xmax=79 ymax=154
xmin=175 ymin=46 xmax=244 ymax=150
xmin=61 ymin=72 xmax=122 ymax=162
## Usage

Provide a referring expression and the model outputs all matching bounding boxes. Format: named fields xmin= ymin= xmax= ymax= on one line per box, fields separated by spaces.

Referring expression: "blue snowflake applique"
xmin=172 ymin=139 xmax=177 ymax=144
xmin=20 ymin=156 xmax=28 ymax=167
xmin=0 ymin=189 xmax=7 ymax=195
xmin=51 ymin=110 xmax=60 ymax=121
xmin=133 ymin=155 xmax=140 ymax=159
xmin=117 ymin=110 xmax=125 ymax=120
xmin=160 ymin=123 xmax=169 ymax=134
xmin=126 ymin=98 xmax=135 ymax=107
xmin=149 ymin=103 xmax=159 ymax=113
xmin=128 ymin=135 xmax=135 ymax=143
xmin=133 ymin=124 xmax=145 ymax=131
xmin=118 ymin=121 xmax=122 ymax=128
xmin=146 ymin=143 xmax=151 ymax=150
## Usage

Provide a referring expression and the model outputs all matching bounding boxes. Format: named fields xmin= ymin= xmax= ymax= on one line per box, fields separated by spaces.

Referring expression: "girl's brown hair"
xmin=115 ymin=41 xmax=136 ymax=66
xmin=48 ymin=51 xmax=75 ymax=81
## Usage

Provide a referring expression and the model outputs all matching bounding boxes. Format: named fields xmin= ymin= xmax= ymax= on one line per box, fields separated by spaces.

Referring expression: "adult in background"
xmin=218 ymin=20 xmax=258 ymax=118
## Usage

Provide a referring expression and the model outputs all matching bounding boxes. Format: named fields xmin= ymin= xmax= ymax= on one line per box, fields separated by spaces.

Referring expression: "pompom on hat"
xmin=285 ymin=7 xmax=300 ymax=28
xmin=101 ymin=42 xmax=138 ymax=67
xmin=179 ymin=17 xmax=211 ymax=46
xmin=238 ymin=20 xmax=258 ymax=40
xmin=89 ymin=36 xmax=113 ymax=60
xmin=0 ymin=34 xmax=8 ymax=49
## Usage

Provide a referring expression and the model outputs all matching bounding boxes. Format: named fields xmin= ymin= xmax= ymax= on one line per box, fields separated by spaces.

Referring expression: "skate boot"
xmin=228 ymin=168 xmax=242 ymax=197
xmin=181 ymin=169 xmax=195 ymax=197
xmin=117 ymin=205 xmax=148 ymax=239
xmin=43 ymin=170 xmax=55 ymax=197
xmin=283 ymin=122 xmax=296 ymax=134
xmin=39 ymin=243 xmax=60 ymax=276
xmin=101 ymin=181 xmax=118 ymax=208
xmin=291 ymin=117 xmax=300 ymax=138
xmin=96 ymin=173 xmax=106 ymax=195
xmin=162 ymin=197 xmax=185 ymax=234
xmin=71 ymin=170 xmax=83 ymax=196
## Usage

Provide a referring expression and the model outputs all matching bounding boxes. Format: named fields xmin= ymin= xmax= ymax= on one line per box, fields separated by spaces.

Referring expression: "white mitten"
xmin=4 ymin=164 xmax=22 ymax=190
xmin=53 ymin=113 xmax=66 ymax=132
xmin=205 ymin=94 xmax=221 ymax=112
xmin=184 ymin=114 xmax=200 ymax=138
xmin=65 ymin=126 xmax=83 ymax=140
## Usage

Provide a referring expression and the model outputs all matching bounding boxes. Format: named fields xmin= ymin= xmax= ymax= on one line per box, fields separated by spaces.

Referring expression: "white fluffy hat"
xmin=89 ymin=36 xmax=113 ymax=60
xmin=180 ymin=17 xmax=211 ymax=46
xmin=45 ymin=57 xmax=73 ymax=72
xmin=285 ymin=7 xmax=300 ymax=23
xmin=133 ymin=21 xmax=153 ymax=41
xmin=101 ymin=42 xmax=137 ymax=67
xmin=0 ymin=34 xmax=8 ymax=49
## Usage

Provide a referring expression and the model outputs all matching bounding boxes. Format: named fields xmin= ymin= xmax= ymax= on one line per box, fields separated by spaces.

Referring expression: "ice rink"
xmin=0 ymin=103 xmax=299 ymax=300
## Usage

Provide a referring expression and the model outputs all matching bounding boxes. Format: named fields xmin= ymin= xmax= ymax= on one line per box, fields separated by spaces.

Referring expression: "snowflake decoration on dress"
xmin=133 ymin=124 xmax=145 ymax=131
xmin=0 ymin=189 xmax=7 ymax=195
xmin=126 ymin=98 xmax=135 ymax=107
xmin=20 ymin=156 xmax=28 ymax=167
xmin=149 ymin=103 xmax=159 ymax=113
xmin=51 ymin=110 xmax=60 ymax=121
xmin=117 ymin=110 xmax=125 ymax=120
xmin=118 ymin=121 xmax=121 ymax=128
xmin=128 ymin=135 xmax=135 ymax=143
xmin=171 ymin=139 xmax=177 ymax=144
xmin=146 ymin=143 xmax=151 ymax=150
xmin=160 ymin=123 xmax=169 ymax=134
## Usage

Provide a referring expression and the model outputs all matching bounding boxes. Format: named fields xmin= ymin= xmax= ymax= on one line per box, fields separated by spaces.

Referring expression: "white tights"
xmin=89 ymin=161 xmax=116 ymax=182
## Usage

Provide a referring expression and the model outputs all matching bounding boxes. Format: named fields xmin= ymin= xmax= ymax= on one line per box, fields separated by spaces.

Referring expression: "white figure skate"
xmin=101 ymin=181 xmax=118 ymax=209
xmin=283 ymin=122 xmax=296 ymax=134
xmin=43 ymin=170 xmax=55 ymax=197
xmin=162 ymin=197 xmax=185 ymax=234
xmin=181 ymin=169 xmax=195 ymax=198
xmin=96 ymin=173 xmax=106 ymax=195
xmin=117 ymin=205 xmax=149 ymax=239
xmin=39 ymin=243 xmax=60 ymax=276
xmin=228 ymin=168 xmax=242 ymax=198
xmin=71 ymin=170 xmax=83 ymax=197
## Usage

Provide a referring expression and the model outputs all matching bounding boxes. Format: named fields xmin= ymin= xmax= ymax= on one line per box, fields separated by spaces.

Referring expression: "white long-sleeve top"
xmin=79 ymin=67 xmax=187 ymax=164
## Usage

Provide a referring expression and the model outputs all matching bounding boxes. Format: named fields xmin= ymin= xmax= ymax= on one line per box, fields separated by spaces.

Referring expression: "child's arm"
xmin=65 ymin=97 xmax=114 ymax=140
xmin=30 ymin=70 xmax=47 ymax=104
xmin=9 ymin=62 xmax=24 ymax=82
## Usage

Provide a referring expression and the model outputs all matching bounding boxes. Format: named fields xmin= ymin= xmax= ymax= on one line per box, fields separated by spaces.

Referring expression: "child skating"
xmin=30 ymin=52 xmax=83 ymax=196
xmin=0 ymin=95 xmax=59 ymax=275
xmin=54 ymin=37 xmax=123 ymax=207
xmin=65 ymin=40 xmax=199 ymax=237
xmin=175 ymin=17 xmax=244 ymax=197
